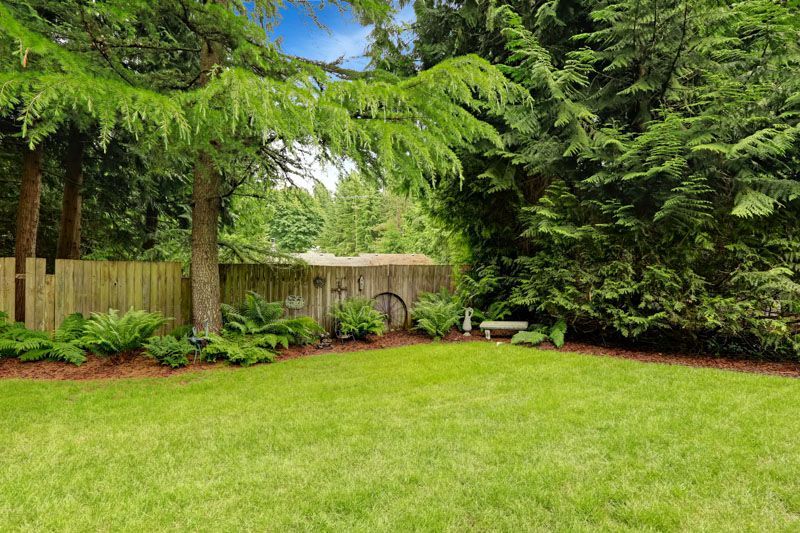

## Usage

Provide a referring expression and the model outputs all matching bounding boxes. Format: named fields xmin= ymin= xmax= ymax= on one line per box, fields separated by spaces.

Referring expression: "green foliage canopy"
xmin=415 ymin=0 xmax=800 ymax=357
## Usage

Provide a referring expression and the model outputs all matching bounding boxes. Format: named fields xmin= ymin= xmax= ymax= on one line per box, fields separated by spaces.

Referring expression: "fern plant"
xmin=202 ymin=334 xmax=276 ymax=367
xmin=331 ymin=298 xmax=386 ymax=340
xmin=169 ymin=324 xmax=194 ymax=340
xmin=222 ymin=292 xmax=323 ymax=345
xmin=512 ymin=320 xmax=567 ymax=348
xmin=143 ymin=335 xmax=193 ymax=368
xmin=0 ymin=314 xmax=87 ymax=366
xmin=0 ymin=311 xmax=11 ymax=333
xmin=411 ymin=290 xmax=462 ymax=340
xmin=81 ymin=308 xmax=168 ymax=359
xmin=54 ymin=313 xmax=87 ymax=343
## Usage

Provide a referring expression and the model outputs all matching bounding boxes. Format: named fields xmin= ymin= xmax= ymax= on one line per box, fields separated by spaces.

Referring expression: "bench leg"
xmin=485 ymin=330 xmax=491 ymax=340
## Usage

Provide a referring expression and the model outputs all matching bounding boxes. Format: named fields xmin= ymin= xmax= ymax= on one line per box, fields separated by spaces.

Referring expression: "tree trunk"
xmin=142 ymin=204 xmax=158 ymax=251
xmin=56 ymin=131 xmax=83 ymax=259
xmin=14 ymin=144 xmax=44 ymax=321
xmin=190 ymin=32 xmax=225 ymax=332
xmin=191 ymin=150 xmax=222 ymax=331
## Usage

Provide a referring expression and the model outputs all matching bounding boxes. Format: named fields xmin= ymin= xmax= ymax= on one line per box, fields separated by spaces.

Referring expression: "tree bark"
xmin=142 ymin=203 xmax=158 ymax=251
xmin=14 ymin=144 xmax=44 ymax=321
xmin=191 ymin=150 xmax=222 ymax=331
xmin=56 ymin=131 xmax=84 ymax=259
xmin=190 ymin=31 xmax=225 ymax=332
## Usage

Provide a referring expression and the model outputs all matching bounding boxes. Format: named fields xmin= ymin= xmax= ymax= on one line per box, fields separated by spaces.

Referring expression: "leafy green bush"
xmin=222 ymin=291 xmax=323 ymax=345
xmin=331 ymin=298 xmax=386 ymax=339
xmin=471 ymin=301 xmax=512 ymax=324
xmin=412 ymin=290 xmax=461 ymax=340
xmin=0 ymin=313 xmax=87 ymax=366
xmin=457 ymin=265 xmax=514 ymax=323
xmin=143 ymin=335 xmax=193 ymax=368
xmin=81 ymin=308 xmax=168 ymax=358
xmin=202 ymin=334 xmax=275 ymax=366
xmin=511 ymin=320 xmax=567 ymax=348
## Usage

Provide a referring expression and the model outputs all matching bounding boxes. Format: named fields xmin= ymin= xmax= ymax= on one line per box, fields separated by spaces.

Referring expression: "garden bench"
xmin=479 ymin=321 xmax=529 ymax=340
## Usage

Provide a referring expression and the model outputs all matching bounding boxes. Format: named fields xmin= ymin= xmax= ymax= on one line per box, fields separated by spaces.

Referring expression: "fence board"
xmin=181 ymin=277 xmax=192 ymax=327
xmin=0 ymin=258 xmax=14 ymax=319
xmin=24 ymin=258 xmax=49 ymax=331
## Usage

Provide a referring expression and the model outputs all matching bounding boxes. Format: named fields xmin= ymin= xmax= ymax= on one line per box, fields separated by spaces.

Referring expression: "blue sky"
xmin=265 ymin=2 xmax=415 ymax=189
xmin=271 ymin=2 xmax=415 ymax=70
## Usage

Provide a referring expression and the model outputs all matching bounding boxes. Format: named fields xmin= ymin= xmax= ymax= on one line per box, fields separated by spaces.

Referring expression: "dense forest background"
xmin=2 ymin=0 xmax=800 ymax=356
xmin=0 ymin=167 xmax=463 ymax=264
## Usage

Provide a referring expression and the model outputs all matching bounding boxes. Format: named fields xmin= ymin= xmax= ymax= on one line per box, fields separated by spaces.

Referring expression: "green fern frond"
xmin=731 ymin=188 xmax=780 ymax=218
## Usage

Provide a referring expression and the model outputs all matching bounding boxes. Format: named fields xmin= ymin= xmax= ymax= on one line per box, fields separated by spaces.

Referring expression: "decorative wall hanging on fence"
xmin=285 ymin=295 xmax=305 ymax=310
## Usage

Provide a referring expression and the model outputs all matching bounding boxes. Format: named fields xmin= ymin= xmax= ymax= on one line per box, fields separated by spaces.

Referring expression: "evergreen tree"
xmin=0 ymin=1 xmax=188 ymax=318
xmin=3 ymin=0 xmax=514 ymax=331
xmin=415 ymin=0 xmax=800 ymax=356
xmin=319 ymin=173 xmax=385 ymax=256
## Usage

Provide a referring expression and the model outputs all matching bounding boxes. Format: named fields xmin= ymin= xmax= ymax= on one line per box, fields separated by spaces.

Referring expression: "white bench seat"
xmin=479 ymin=321 xmax=529 ymax=340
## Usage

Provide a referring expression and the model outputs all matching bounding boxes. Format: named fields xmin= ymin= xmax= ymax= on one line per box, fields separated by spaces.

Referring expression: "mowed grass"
xmin=2 ymin=343 xmax=800 ymax=531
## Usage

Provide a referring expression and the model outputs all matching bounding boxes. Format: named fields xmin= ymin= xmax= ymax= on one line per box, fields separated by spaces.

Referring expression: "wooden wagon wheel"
xmin=373 ymin=292 xmax=408 ymax=331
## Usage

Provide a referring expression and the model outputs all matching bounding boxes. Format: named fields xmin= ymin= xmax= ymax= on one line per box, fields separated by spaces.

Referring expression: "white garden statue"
xmin=463 ymin=307 xmax=473 ymax=336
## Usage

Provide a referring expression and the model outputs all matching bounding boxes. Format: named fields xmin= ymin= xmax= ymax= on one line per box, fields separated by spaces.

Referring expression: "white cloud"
xmin=326 ymin=26 xmax=373 ymax=68
xmin=288 ymin=145 xmax=355 ymax=192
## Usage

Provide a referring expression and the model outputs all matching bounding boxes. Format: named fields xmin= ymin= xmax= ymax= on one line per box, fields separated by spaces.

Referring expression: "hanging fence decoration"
xmin=285 ymin=295 xmax=305 ymax=309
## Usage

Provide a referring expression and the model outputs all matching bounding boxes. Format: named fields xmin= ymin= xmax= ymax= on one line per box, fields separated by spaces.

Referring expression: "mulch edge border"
xmin=1 ymin=330 xmax=798 ymax=381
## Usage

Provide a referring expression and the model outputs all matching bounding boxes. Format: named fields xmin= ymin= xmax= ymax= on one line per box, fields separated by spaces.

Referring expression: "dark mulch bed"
xmin=1 ymin=329 xmax=799 ymax=380
xmin=0 ymin=351 xmax=231 ymax=381
xmin=277 ymin=330 xmax=432 ymax=360
xmin=556 ymin=341 xmax=800 ymax=378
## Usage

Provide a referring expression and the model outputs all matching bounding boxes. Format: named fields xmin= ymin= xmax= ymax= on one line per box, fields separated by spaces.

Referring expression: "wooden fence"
xmin=19 ymin=259 xmax=183 ymax=334
xmin=219 ymin=263 xmax=454 ymax=330
xmin=0 ymin=258 xmax=14 ymax=319
xmin=2 ymin=258 xmax=454 ymax=333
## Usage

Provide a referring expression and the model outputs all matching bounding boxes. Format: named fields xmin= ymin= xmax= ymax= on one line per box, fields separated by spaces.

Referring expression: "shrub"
xmin=0 ymin=314 xmax=87 ymax=366
xmin=331 ymin=298 xmax=385 ymax=339
xmin=471 ymin=301 xmax=512 ymax=324
xmin=144 ymin=335 xmax=194 ymax=368
xmin=81 ymin=308 xmax=168 ymax=358
xmin=511 ymin=320 xmax=567 ymax=348
xmin=222 ymin=291 xmax=324 ymax=345
xmin=202 ymin=334 xmax=275 ymax=366
xmin=412 ymin=290 xmax=461 ymax=340
xmin=457 ymin=265 xmax=515 ymax=323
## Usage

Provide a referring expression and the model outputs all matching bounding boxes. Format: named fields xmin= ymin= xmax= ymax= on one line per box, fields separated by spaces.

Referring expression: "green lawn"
xmin=2 ymin=343 xmax=800 ymax=531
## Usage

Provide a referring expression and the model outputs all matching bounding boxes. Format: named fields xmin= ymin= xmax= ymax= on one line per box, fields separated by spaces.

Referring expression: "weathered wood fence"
xmin=22 ymin=259 xmax=184 ymax=334
xmin=219 ymin=264 xmax=454 ymax=331
xmin=0 ymin=259 xmax=454 ymax=333
xmin=0 ymin=258 xmax=14 ymax=319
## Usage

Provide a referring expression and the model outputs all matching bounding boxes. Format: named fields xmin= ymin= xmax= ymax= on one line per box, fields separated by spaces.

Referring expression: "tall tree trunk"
xmin=191 ymin=150 xmax=222 ymax=330
xmin=190 ymin=32 xmax=224 ymax=331
xmin=56 ymin=131 xmax=83 ymax=259
xmin=142 ymin=204 xmax=158 ymax=251
xmin=14 ymin=144 xmax=44 ymax=321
